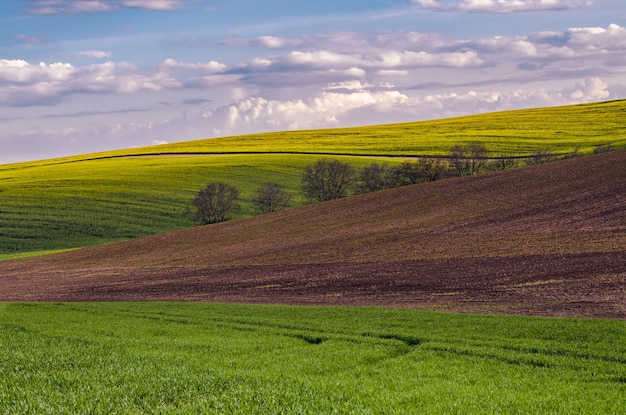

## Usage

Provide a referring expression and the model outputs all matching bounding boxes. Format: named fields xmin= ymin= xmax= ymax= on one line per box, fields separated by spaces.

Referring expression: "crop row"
xmin=1 ymin=302 xmax=624 ymax=414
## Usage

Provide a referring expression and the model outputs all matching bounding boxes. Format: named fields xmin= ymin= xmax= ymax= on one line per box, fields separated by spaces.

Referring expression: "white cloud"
xmin=0 ymin=58 xmax=230 ymax=107
xmin=29 ymin=0 xmax=189 ymax=15
xmin=566 ymin=77 xmax=609 ymax=100
xmin=201 ymin=82 xmax=409 ymax=133
xmin=29 ymin=0 xmax=114 ymax=14
xmin=412 ymin=0 xmax=594 ymax=13
xmin=16 ymin=34 xmax=45 ymax=44
xmin=380 ymin=50 xmax=483 ymax=68
xmin=198 ymin=77 xmax=614 ymax=137
xmin=76 ymin=50 xmax=112 ymax=59
xmin=566 ymin=24 xmax=626 ymax=52
xmin=160 ymin=58 xmax=226 ymax=72
xmin=0 ymin=59 xmax=76 ymax=83
xmin=452 ymin=23 xmax=626 ymax=65
xmin=256 ymin=36 xmax=303 ymax=49
xmin=121 ymin=0 xmax=187 ymax=10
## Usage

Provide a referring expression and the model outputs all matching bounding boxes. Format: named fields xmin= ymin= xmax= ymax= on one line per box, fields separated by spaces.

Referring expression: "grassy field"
xmin=0 ymin=154 xmax=388 ymax=258
xmin=94 ymin=99 xmax=626 ymax=158
xmin=1 ymin=100 xmax=624 ymax=258
xmin=1 ymin=302 xmax=624 ymax=414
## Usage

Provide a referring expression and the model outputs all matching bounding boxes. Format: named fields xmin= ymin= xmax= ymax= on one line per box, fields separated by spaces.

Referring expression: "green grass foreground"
xmin=1 ymin=303 xmax=624 ymax=414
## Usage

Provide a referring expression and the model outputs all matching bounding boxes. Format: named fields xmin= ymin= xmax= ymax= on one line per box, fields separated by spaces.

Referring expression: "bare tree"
xmin=393 ymin=161 xmax=423 ymax=186
xmin=357 ymin=162 xmax=397 ymax=193
xmin=593 ymin=143 xmax=614 ymax=154
xmin=449 ymin=142 xmax=488 ymax=176
xmin=302 ymin=159 xmax=355 ymax=202
xmin=526 ymin=149 xmax=555 ymax=166
xmin=253 ymin=182 xmax=292 ymax=213
xmin=417 ymin=159 xmax=447 ymax=182
xmin=190 ymin=181 xmax=240 ymax=224
xmin=492 ymin=155 xmax=518 ymax=171
xmin=394 ymin=159 xmax=448 ymax=185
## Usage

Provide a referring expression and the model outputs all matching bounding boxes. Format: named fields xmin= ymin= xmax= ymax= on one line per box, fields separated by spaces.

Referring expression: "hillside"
xmin=81 ymin=99 xmax=626 ymax=158
xmin=1 ymin=150 xmax=624 ymax=318
xmin=1 ymin=100 xmax=625 ymax=259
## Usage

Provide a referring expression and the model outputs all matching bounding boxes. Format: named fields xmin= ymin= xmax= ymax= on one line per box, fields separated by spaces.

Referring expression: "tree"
xmin=357 ymin=162 xmax=397 ymax=193
xmin=449 ymin=142 xmax=488 ymax=176
xmin=593 ymin=143 xmax=614 ymax=154
xmin=190 ymin=181 xmax=240 ymax=224
xmin=253 ymin=182 xmax=292 ymax=214
xmin=526 ymin=149 xmax=555 ymax=166
xmin=394 ymin=159 xmax=447 ymax=185
xmin=393 ymin=161 xmax=423 ymax=186
xmin=302 ymin=159 xmax=355 ymax=202
xmin=492 ymin=155 xmax=518 ymax=171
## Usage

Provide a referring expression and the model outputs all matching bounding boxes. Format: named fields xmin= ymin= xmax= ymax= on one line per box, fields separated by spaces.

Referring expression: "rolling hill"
xmin=1 ymin=99 xmax=625 ymax=259
xmin=1 ymin=150 xmax=624 ymax=318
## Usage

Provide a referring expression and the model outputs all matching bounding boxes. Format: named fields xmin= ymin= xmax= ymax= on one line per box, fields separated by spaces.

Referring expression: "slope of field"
xmin=0 ymin=154 xmax=385 ymax=257
xmin=1 ymin=100 xmax=625 ymax=259
xmin=80 ymin=99 xmax=626 ymax=158
xmin=1 ymin=150 xmax=624 ymax=318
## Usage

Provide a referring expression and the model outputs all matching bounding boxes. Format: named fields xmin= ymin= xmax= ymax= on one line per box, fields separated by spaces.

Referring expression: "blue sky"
xmin=1 ymin=0 xmax=625 ymax=163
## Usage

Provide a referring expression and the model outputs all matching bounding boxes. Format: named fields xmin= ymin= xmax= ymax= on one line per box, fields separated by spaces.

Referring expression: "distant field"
xmin=1 ymin=100 xmax=624 ymax=257
xmin=1 ymin=302 xmax=624 ymax=414
xmin=97 ymin=99 xmax=626 ymax=158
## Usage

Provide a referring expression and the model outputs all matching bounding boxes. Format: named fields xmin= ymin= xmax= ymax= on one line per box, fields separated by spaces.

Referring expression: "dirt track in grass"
xmin=1 ymin=150 xmax=625 ymax=319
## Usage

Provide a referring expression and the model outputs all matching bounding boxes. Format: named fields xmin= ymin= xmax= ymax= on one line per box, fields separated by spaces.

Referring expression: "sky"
xmin=1 ymin=0 xmax=625 ymax=163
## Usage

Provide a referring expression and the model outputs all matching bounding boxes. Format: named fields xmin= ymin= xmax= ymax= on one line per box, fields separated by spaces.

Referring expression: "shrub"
xmin=190 ymin=182 xmax=240 ymax=224
xmin=253 ymin=182 xmax=292 ymax=214
xmin=302 ymin=159 xmax=355 ymax=202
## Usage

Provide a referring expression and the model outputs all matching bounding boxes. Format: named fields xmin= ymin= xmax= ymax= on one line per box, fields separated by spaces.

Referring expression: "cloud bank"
xmin=1 ymin=0 xmax=624 ymax=163
xmin=2 ymin=23 xmax=623 ymax=108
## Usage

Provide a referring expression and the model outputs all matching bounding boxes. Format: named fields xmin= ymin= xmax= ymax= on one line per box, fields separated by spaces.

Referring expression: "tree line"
xmin=189 ymin=141 xmax=612 ymax=224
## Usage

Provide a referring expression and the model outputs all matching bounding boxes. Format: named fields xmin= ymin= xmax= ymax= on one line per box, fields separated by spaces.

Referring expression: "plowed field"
xmin=2 ymin=151 xmax=624 ymax=319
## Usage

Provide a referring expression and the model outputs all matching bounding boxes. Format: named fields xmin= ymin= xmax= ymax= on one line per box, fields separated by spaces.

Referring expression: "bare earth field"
xmin=1 ymin=150 xmax=624 ymax=319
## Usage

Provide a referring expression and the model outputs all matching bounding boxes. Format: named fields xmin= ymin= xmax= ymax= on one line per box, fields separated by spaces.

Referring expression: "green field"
xmin=1 ymin=303 xmax=624 ymax=414
xmin=1 ymin=100 xmax=625 ymax=259
xmin=0 ymin=154 xmax=391 ymax=258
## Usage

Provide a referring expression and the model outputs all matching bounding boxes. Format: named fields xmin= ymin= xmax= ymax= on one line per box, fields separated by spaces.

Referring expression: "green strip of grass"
xmin=0 ymin=248 xmax=76 ymax=262
xmin=0 ymin=303 xmax=624 ymax=414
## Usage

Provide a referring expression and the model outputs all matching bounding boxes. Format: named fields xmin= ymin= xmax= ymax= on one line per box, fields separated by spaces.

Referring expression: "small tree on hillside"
xmin=492 ymin=155 xmax=518 ymax=171
xmin=393 ymin=161 xmax=423 ymax=186
xmin=253 ymin=182 xmax=292 ymax=214
xmin=302 ymin=159 xmax=355 ymax=202
xmin=593 ymin=143 xmax=614 ymax=154
xmin=449 ymin=142 xmax=488 ymax=176
xmin=394 ymin=159 xmax=447 ymax=185
xmin=190 ymin=181 xmax=240 ymax=224
xmin=357 ymin=162 xmax=397 ymax=194
xmin=526 ymin=149 xmax=555 ymax=166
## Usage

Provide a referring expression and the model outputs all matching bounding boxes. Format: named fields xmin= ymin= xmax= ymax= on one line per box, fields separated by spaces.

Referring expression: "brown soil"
xmin=1 ymin=150 xmax=625 ymax=319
